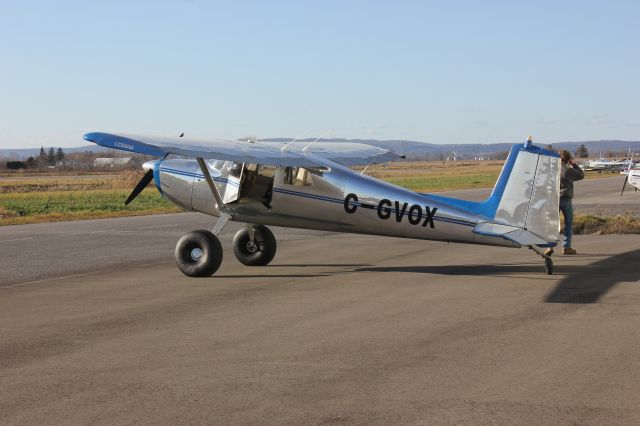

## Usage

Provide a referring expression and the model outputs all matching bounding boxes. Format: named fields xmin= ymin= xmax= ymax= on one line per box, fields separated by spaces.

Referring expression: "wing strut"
xmin=196 ymin=157 xmax=233 ymax=235
xmin=196 ymin=157 xmax=227 ymax=212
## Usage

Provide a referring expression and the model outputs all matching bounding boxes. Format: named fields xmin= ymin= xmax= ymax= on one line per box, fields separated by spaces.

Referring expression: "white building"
xmin=93 ymin=157 xmax=133 ymax=168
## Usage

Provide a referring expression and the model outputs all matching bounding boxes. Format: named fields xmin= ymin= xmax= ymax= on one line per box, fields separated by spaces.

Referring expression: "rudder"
xmin=484 ymin=140 xmax=561 ymax=244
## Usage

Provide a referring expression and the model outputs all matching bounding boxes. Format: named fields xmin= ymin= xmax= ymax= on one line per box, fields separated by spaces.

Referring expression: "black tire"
xmin=545 ymin=257 xmax=553 ymax=275
xmin=232 ymin=225 xmax=277 ymax=266
xmin=175 ymin=230 xmax=223 ymax=277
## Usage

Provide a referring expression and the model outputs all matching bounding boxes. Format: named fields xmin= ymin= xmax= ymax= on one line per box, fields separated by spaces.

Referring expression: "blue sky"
xmin=1 ymin=0 xmax=638 ymax=148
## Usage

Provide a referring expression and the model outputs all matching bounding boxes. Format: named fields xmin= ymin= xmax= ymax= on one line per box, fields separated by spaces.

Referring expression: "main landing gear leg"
xmin=175 ymin=158 xmax=231 ymax=277
xmin=529 ymin=245 xmax=554 ymax=275
xmin=212 ymin=212 xmax=231 ymax=236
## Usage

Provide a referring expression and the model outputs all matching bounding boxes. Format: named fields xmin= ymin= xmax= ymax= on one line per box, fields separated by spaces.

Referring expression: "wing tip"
xmin=83 ymin=132 xmax=105 ymax=144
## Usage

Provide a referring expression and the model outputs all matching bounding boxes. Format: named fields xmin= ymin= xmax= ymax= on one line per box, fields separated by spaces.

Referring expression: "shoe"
xmin=563 ymin=248 xmax=577 ymax=255
xmin=544 ymin=248 xmax=554 ymax=256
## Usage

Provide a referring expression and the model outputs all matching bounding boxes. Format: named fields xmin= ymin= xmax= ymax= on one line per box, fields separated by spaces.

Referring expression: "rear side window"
xmin=283 ymin=167 xmax=312 ymax=186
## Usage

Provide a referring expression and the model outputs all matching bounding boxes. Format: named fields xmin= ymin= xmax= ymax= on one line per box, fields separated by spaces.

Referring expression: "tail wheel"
xmin=175 ymin=230 xmax=223 ymax=277
xmin=233 ymin=225 xmax=277 ymax=266
xmin=545 ymin=257 xmax=554 ymax=275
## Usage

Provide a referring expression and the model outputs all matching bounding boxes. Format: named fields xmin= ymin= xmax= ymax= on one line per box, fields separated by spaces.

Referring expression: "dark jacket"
xmin=560 ymin=163 xmax=584 ymax=199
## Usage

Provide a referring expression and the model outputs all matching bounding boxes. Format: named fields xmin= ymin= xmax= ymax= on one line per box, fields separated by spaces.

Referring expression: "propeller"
xmin=125 ymin=169 xmax=154 ymax=205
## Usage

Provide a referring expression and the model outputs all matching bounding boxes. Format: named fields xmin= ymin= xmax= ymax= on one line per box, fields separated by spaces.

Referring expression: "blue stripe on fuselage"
xmin=159 ymin=167 xmax=475 ymax=227
xmin=272 ymin=188 xmax=475 ymax=227
xmin=159 ymin=167 xmax=240 ymax=187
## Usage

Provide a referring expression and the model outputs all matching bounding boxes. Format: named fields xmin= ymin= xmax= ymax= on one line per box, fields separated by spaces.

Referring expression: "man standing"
xmin=556 ymin=150 xmax=584 ymax=254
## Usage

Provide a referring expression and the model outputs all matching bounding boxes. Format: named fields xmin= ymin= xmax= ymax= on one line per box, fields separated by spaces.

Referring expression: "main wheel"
xmin=233 ymin=225 xmax=277 ymax=266
xmin=175 ymin=230 xmax=223 ymax=277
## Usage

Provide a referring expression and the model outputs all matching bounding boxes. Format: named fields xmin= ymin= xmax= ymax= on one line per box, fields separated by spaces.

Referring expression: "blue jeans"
xmin=559 ymin=197 xmax=573 ymax=248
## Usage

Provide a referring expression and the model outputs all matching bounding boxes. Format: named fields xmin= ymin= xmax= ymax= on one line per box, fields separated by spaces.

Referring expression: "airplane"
xmin=83 ymin=132 xmax=562 ymax=276
xmin=620 ymin=156 xmax=640 ymax=195
xmin=581 ymin=156 xmax=628 ymax=172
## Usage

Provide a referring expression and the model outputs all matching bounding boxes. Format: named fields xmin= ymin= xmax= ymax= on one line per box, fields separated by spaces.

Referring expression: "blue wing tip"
xmin=83 ymin=132 xmax=167 ymax=157
xmin=83 ymin=132 xmax=102 ymax=143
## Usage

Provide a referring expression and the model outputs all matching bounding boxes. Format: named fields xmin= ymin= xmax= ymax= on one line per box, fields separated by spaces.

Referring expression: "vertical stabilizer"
xmin=422 ymin=139 xmax=561 ymax=246
xmin=475 ymin=142 xmax=561 ymax=245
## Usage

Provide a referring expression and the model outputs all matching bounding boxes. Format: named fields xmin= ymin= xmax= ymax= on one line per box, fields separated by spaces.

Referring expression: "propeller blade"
xmin=125 ymin=169 xmax=154 ymax=205
xmin=620 ymin=175 xmax=629 ymax=196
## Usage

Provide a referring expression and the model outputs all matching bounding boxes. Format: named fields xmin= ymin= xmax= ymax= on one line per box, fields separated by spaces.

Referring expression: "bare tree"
xmin=575 ymin=144 xmax=589 ymax=158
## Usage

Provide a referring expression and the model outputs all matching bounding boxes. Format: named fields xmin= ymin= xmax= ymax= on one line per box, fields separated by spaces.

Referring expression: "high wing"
xmin=84 ymin=132 xmax=321 ymax=168
xmin=83 ymin=132 xmax=402 ymax=168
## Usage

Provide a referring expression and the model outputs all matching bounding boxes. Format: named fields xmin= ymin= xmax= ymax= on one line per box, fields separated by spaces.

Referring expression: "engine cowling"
xmin=144 ymin=159 xmax=197 ymax=211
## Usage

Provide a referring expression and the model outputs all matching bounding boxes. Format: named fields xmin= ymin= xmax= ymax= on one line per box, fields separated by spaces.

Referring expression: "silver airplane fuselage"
xmin=151 ymin=157 xmax=517 ymax=249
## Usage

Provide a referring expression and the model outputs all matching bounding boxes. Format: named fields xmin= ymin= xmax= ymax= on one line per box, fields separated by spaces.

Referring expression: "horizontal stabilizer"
xmin=473 ymin=222 xmax=550 ymax=247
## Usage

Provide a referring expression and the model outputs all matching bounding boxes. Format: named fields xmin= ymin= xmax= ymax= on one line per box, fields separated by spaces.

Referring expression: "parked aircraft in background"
xmin=84 ymin=133 xmax=562 ymax=276
xmin=621 ymin=156 xmax=640 ymax=195
xmin=581 ymin=157 xmax=630 ymax=172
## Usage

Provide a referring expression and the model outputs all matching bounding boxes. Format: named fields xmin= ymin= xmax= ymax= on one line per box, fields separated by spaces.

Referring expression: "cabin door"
xmin=220 ymin=161 xmax=243 ymax=203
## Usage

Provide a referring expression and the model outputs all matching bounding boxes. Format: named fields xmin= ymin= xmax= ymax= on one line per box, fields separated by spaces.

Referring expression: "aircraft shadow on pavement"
xmin=273 ymin=263 xmax=370 ymax=268
xmin=215 ymin=264 xmax=371 ymax=279
xmin=212 ymin=252 xmax=639 ymax=303
xmin=355 ymin=264 xmax=546 ymax=275
xmin=355 ymin=249 xmax=640 ymax=304
xmin=214 ymin=274 xmax=331 ymax=279
xmin=545 ymin=248 xmax=640 ymax=304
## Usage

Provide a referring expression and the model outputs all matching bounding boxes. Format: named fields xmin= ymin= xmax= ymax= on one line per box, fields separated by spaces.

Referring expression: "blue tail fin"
xmin=428 ymin=140 xmax=561 ymax=242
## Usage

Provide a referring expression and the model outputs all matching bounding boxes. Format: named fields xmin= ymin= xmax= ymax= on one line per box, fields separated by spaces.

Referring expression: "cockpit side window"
xmin=227 ymin=162 xmax=243 ymax=178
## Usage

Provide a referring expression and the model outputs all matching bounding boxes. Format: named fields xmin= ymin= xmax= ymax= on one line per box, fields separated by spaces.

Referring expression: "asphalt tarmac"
xmin=1 ymin=176 xmax=640 ymax=425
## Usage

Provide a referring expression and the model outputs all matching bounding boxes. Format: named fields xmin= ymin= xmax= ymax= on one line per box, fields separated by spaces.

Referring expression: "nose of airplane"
xmin=142 ymin=160 xmax=157 ymax=171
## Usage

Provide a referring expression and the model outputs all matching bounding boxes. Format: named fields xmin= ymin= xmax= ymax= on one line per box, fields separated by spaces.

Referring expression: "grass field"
xmin=1 ymin=163 xmax=635 ymax=233
xmin=572 ymin=214 xmax=640 ymax=235
xmin=0 ymin=172 xmax=180 ymax=225
xmin=364 ymin=160 xmax=615 ymax=192
xmin=0 ymin=189 xmax=181 ymax=225
xmin=363 ymin=160 xmax=503 ymax=192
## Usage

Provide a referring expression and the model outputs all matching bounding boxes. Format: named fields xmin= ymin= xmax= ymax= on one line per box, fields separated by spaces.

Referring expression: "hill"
xmin=2 ymin=139 xmax=639 ymax=161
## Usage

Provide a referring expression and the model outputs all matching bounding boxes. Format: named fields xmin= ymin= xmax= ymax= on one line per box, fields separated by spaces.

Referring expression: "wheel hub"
xmin=190 ymin=247 xmax=203 ymax=261
xmin=246 ymin=240 xmax=259 ymax=253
